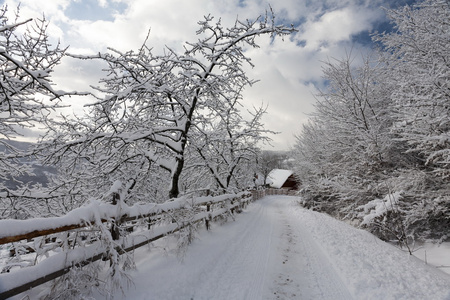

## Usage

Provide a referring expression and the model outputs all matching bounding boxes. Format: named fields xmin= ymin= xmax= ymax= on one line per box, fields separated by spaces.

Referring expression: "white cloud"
xmin=3 ymin=0 xmax=70 ymax=22
xmin=97 ymin=0 xmax=108 ymax=8
xmin=299 ymin=6 xmax=381 ymax=51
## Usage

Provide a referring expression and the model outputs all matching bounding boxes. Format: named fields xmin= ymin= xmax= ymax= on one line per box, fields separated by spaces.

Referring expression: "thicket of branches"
xmin=0 ymin=6 xmax=88 ymax=219
xmin=293 ymin=0 xmax=450 ymax=247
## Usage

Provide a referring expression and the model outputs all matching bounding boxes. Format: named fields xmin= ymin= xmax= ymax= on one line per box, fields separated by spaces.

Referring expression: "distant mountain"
xmin=0 ymin=139 xmax=34 ymax=152
xmin=0 ymin=139 xmax=56 ymax=190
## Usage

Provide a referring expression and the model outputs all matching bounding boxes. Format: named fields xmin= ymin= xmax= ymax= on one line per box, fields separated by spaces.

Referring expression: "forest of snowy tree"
xmin=293 ymin=0 xmax=450 ymax=248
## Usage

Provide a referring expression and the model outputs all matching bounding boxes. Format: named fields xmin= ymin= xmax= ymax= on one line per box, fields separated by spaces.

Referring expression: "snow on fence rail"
xmin=0 ymin=191 xmax=255 ymax=299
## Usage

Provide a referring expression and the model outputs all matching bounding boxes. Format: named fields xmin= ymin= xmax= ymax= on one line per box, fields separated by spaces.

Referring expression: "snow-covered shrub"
xmin=42 ymin=214 xmax=135 ymax=300
xmin=404 ymin=196 xmax=450 ymax=243
xmin=357 ymin=192 xmax=413 ymax=250
xmin=44 ymin=265 xmax=101 ymax=300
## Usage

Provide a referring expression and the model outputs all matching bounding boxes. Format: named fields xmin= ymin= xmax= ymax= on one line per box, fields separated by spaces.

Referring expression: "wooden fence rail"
xmin=251 ymin=188 xmax=297 ymax=200
xmin=0 ymin=188 xmax=296 ymax=298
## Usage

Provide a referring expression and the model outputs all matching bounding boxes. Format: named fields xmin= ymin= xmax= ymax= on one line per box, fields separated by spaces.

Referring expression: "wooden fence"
xmin=0 ymin=188 xmax=297 ymax=298
xmin=252 ymin=188 xmax=297 ymax=200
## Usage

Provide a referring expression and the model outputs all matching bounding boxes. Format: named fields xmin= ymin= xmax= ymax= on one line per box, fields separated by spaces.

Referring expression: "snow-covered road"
xmin=101 ymin=196 xmax=450 ymax=299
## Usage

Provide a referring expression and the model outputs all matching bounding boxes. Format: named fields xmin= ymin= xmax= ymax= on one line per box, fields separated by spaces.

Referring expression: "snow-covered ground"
xmin=12 ymin=196 xmax=450 ymax=299
xmin=412 ymin=242 xmax=450 ymax=275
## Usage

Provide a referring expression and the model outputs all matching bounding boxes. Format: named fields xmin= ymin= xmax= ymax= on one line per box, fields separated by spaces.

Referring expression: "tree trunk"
xmin=169 ymin=156 xmax=184 ymax=199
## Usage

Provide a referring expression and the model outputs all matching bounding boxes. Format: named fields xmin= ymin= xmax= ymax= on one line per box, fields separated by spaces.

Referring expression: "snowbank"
xmin=290 ymin=201 xmax=450 ymax=299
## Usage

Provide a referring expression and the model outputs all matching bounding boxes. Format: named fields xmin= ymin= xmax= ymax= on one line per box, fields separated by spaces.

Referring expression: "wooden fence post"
xmin=241 ymin=193 xmax=247 ymax=210
xmin=206 ymin=202 xmax=211 ymax=230
xmin=110 ymin=192 xmax=121 ymax=241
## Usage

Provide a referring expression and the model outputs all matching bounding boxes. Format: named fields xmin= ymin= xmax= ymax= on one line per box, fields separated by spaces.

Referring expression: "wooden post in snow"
xmin=206 ymin=202 xmax=211 ymax=230
xmin=110 ymin=192 xmax=121 ymax=241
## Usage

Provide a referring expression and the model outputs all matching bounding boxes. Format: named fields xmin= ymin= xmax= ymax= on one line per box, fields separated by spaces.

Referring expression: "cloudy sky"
xmin=2 ymin=0 xmax=416 ymax=150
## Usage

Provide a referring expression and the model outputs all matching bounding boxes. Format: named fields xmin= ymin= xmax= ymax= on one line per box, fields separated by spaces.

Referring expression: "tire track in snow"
xmin=265 ymin=196 xmax=354 ymax=300
xmin=191 ymin=199 xmax=278 ymax=300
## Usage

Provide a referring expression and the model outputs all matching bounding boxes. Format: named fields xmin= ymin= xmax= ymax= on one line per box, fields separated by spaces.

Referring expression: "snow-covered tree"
xmin=370 ymin=0 xmax=450 ymax=242
xmin=293 ymin=53 xmax=399 ymax=217
xmin=38 ymin=11 xmax=295 ymax=205
xmin=376 ymin=0 xmax=450 ymax=178
xmin=293 ymin=0 xmax=450 ymax=242
xmin=0 ymin=7 xmax=81 ymax=219
xmin=0 ymin=9 xmax=65 ymax=140
xmin=192 ymin=99 xmax=270 ymax=193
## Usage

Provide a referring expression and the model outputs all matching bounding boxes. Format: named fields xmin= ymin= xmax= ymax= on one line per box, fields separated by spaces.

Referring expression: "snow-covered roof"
xmin=254 ymin=172 xmax=265 ymax=186
xmin=267 ymin=169 xmax=293 ymax=189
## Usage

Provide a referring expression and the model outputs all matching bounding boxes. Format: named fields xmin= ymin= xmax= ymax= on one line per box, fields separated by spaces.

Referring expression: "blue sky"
xmin=1 ymin=0 xmax=418 ymax=150
xmin=65 ymin=1 xmax=127 ymax=21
